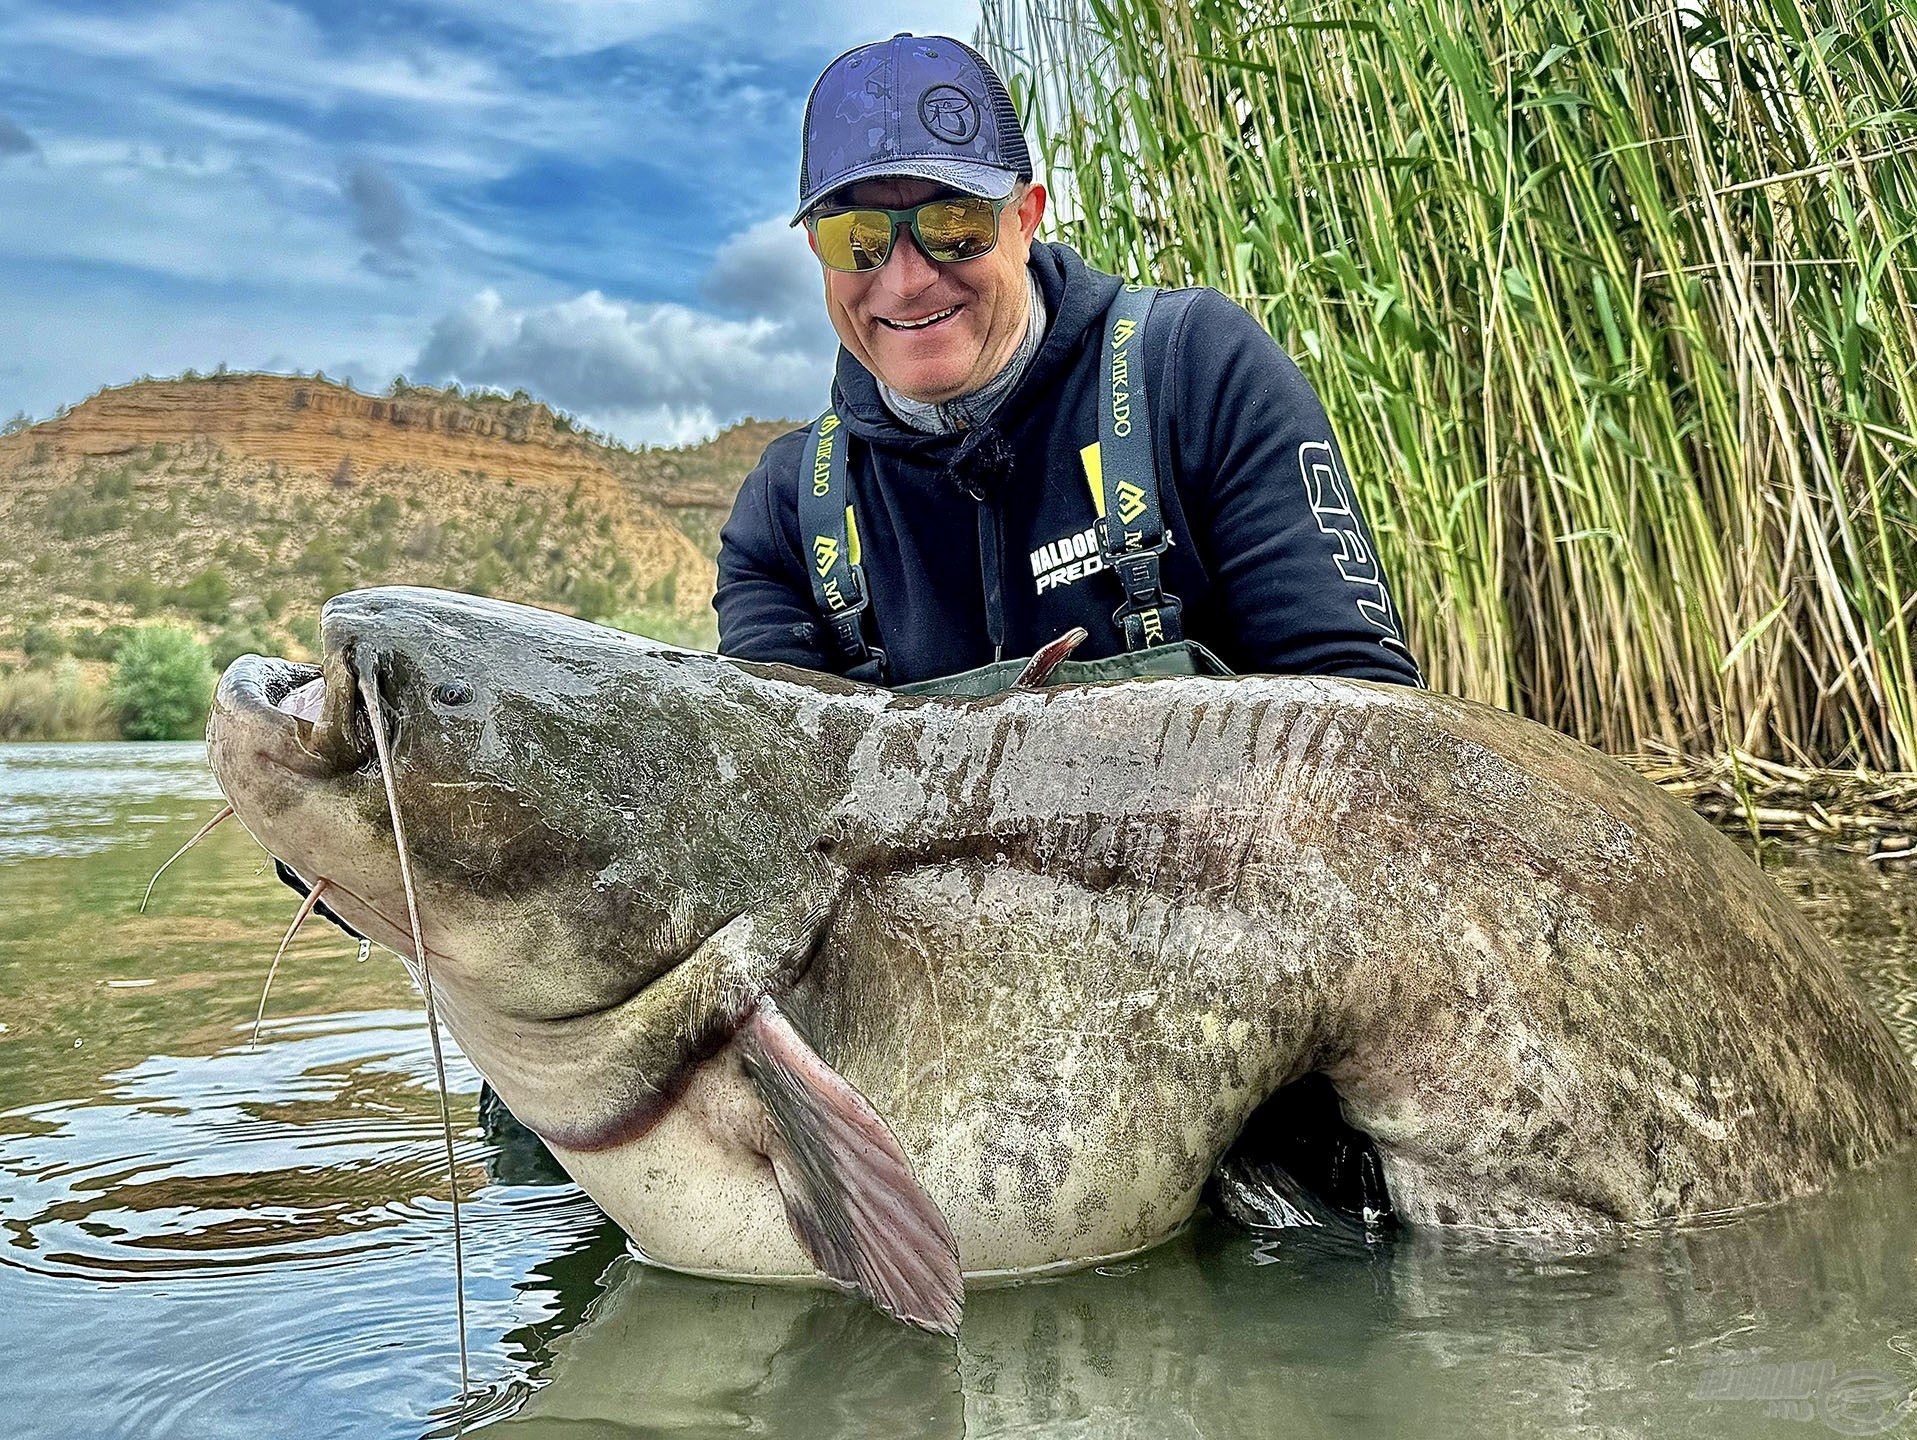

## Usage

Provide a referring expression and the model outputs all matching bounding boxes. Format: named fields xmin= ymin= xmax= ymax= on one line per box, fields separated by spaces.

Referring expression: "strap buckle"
xmin=1101 ymin=526 xmax=1170 ymax=604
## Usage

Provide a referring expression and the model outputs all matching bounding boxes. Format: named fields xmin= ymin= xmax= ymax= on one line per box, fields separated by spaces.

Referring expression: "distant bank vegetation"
xmin=0 ymin=376 xmax=790 ymax=740
xmin=986 ymin=0 xmax=1917 ymax=773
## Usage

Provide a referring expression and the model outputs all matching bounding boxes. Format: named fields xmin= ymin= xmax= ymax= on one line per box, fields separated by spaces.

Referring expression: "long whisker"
xmin=359 ymin=667 xmax=471 ymax=1405
xmin=140 ymin=803 xmax=235 ymax=912
xmin=253 ymin=878 xmax=326 ymax=1044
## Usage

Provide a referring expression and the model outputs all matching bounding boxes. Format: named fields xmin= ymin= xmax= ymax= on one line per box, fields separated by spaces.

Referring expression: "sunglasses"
xmin=806 ymin=194 xmax=1011 ymax=273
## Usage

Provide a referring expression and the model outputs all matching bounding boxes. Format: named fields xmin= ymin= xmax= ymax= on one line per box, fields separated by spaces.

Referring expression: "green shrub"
xmin=42 ymin=479 xmax=130 ymax=538
xmin=210 ymin=623 xmax=276 ymax=670
xmin=295 ymin=537 xmax=352 ymax=596
xmin=110 ymin=625 xmax=215 ymax=740
xmin=21 ymin=625 xmax=67 ymax=664
xmin=172 ymin=567 xmax=232 ymax=622
xmin=470 ymin=554 xmax=506 ymax=596
xmin=114 ymin=574 xmax=165 ymax=614
xmin=69 ymin=624 xmax=131 ymax=662
xmin=554 ymin=571 xmax=624 ymax=622
xmin=645 ymin=569 xmax=679 ymax=609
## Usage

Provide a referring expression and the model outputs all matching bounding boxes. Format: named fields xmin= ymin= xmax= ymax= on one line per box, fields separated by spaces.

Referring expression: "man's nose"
xmin=876 ymin=224 xmax=939 ymax=297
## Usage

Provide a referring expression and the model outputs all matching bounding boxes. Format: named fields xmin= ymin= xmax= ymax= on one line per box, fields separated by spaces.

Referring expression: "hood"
xmin=827 ymin=240 xmax=1124 ymax=465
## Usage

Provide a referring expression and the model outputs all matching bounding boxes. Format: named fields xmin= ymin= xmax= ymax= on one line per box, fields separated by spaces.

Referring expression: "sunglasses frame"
xmin=805 ymin=194 xmax=1014 ymax=274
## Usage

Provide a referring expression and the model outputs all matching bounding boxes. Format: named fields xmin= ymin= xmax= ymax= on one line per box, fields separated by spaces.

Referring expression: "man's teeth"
xmin=881 ymin=306 xmax=959 ymax=330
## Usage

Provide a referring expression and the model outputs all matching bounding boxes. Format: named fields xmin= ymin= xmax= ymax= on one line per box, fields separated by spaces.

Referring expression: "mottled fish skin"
xmin=206 ymin=587 xmax=1917 ymax=1292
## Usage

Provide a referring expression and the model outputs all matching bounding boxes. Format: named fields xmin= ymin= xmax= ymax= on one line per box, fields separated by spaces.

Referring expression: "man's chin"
xmin=866 ymin=338 xmax=982 ymax=403
xmin=872 ymin=365 xmax=972 ymax=404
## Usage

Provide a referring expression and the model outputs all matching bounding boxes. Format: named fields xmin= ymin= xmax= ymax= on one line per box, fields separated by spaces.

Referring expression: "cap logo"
xmin=919 ymin=84 xmax=980 ymax=143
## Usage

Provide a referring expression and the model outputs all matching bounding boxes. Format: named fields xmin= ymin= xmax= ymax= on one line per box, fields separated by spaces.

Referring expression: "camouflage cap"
xmin=792 ymin=33 xmax=1032 ymax=225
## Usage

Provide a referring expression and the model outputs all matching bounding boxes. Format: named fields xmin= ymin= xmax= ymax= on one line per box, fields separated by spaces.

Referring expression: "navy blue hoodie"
xmin=715 ymin=241 xmax=1421 ymax=688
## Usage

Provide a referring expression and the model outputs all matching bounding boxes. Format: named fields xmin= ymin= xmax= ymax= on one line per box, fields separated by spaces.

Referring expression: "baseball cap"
xmin=791 ymin=33 xmax=1033 ymax=226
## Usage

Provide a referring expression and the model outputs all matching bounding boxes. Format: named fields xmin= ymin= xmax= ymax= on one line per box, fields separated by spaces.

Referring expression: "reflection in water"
xmin=491 ymin=1153 xmax=1917 ymax=1440
xmin=0 ymin=744 xmax=1914 ymax=1438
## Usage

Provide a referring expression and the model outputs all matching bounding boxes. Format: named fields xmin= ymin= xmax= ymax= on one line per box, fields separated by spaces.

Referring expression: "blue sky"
xmin=0 ymin=0 xmax=982 ymax=444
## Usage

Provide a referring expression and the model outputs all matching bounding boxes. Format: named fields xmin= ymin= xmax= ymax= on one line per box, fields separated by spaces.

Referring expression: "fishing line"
xmin=139 ymin=803 xmax=234 ymax=912
xmin=252 ymin=878 xmax=326 ymax=1044
xmin=360 ymin=665 xmax=471 ymax=1405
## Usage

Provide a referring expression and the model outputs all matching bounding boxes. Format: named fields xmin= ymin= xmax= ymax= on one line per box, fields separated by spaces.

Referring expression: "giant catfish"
xmin=203 ymin=587 xmax=1917 ymax=1333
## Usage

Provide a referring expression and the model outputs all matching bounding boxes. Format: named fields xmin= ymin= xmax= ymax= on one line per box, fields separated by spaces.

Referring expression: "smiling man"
xmin=715 ymin=32 xmax=1423 ymax=694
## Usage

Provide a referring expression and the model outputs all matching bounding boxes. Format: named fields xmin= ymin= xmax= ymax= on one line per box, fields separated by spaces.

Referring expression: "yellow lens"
xmin=815 ymin=210 xmax=893 ymax=272
xmin=915 ymin=199 xmax=997 ymax=262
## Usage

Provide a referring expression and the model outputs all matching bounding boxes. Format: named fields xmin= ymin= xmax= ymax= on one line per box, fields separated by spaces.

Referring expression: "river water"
xmin=1 ymin=742 xmax=1914 ymax=1438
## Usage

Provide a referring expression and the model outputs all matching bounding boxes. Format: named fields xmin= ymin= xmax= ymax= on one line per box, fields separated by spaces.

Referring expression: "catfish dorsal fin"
xmin=739 ymin=1003 xmax=963 ymax=1336
xmin=1013 ymin=626 xmax=1089 ymax=688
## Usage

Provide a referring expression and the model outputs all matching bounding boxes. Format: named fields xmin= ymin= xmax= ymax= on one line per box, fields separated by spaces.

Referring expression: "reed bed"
xmin=982 ymin=0 xmax=1917 ymax=773
xmin=1625 ymin=742 xmax=1917 ymax=858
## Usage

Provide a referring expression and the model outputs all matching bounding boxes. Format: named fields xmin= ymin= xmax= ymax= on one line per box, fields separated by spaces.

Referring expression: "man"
xmin=716 ymin=32 xmax=1421 ymax=693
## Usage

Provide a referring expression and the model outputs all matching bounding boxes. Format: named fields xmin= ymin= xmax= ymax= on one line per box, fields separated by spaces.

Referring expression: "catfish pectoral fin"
xmin=740 ymin=1003 xmax=963 ymax=1336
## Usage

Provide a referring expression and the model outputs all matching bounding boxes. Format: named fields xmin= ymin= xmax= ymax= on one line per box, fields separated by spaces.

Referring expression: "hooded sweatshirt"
xmin=715 ymin=240 xmax=1421 ymax=688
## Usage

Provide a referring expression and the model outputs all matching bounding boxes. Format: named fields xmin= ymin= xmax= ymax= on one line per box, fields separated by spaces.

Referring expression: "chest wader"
xmin=797 ymin=286 xmax=1232 ymax=701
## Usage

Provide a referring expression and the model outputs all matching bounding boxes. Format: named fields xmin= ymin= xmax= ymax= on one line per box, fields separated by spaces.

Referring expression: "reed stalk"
xmin=981 ymin=0 xmax=1917 ymax=769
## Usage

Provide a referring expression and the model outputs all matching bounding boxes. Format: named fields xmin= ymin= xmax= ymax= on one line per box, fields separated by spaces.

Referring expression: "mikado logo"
xmin=1116 ymin=480 xmax=1148 ymax=526
xmin=812 ymin=535 xmax=840 ymax=577
xmin=811 ymin=414 xmax=839 ymax=497
xmin=1109 ymin=318 xmax=1136 ymax=436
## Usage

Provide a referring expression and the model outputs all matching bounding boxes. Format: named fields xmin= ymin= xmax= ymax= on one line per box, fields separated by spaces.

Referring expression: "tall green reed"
xmin=983 ymin=0 xmax=1917 ymax=769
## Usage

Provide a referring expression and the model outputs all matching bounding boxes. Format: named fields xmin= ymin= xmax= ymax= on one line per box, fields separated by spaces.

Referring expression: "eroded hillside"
xmin=0 ymin=373 xmax=793 ymax=664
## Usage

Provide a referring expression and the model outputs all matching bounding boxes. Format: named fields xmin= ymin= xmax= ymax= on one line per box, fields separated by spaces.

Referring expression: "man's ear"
xmin=805 ymin=228 xmax=818 ymax=256
xmin=1016 ymin=182 xmax=1047 ymax=242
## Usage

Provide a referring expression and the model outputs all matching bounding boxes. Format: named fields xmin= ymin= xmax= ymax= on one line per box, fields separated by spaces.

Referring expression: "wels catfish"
xmin=202 ymin=587 xmax=1916 ymax=1334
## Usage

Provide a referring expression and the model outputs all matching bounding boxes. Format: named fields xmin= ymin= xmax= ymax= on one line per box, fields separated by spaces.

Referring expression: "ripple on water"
xmin=0 ymin=1001 xmax=612 ymax=1438
xmin=0 ymin=1011 xmax=495 ymax=1285
xmin=0 ymin=742 xmax=224 ymax=860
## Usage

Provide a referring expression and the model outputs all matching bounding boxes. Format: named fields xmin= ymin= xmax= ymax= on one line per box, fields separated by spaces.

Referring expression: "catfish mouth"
xmin=211 ymin=652 xmax=372 ymax=779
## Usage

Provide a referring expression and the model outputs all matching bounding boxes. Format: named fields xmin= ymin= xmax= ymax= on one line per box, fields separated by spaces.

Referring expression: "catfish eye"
xmin=432 ymin=680 xmax=475 ymax=707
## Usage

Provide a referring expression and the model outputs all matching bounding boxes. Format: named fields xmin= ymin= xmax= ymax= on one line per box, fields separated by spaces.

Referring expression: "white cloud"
xmin=412 ymin=252 xmax=839 ymax=444
xmin=702 ymin=215 xmax=823 ymax=327
xmin=342 ymin=161 xmax=417 ymax=276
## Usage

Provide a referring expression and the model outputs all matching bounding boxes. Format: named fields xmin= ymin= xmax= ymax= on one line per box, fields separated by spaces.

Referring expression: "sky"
xmin=0 ymin=0 xmax=984 ymax=445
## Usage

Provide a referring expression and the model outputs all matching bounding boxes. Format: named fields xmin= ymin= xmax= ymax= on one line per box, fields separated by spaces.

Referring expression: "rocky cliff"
xmin=0 ymin=373 xmax=793 ymax=658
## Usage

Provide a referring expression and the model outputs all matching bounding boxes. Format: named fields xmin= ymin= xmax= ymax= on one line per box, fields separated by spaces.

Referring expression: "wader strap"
xmin=1094 ymin=284 xmax=1183 ymax=650
xmin=796 ymin=409 xmax=886 ymax=683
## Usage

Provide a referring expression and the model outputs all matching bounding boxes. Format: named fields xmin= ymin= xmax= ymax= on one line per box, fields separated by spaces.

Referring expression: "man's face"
xmin=810 ymin=176 xmax=1047 ymax=404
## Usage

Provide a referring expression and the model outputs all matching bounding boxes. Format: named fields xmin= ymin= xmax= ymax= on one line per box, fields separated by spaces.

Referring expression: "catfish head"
xmin=209 ymin=587 xmax=843 ymax=1026
xmin=205 ymin=587 xmax=961 ymax=1332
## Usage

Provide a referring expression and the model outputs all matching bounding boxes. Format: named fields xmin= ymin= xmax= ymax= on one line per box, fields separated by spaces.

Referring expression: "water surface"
xmin=1 ymin=743 xmax=1913 ymax=1438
